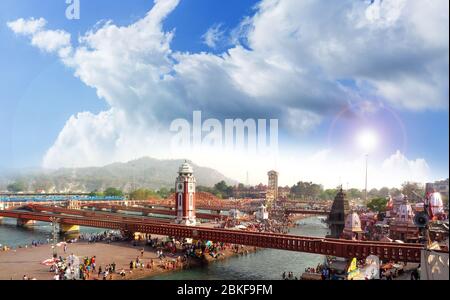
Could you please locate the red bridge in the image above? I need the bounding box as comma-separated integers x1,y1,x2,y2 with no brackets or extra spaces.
82,203,223,220
0,208,427,262
283,209,330,215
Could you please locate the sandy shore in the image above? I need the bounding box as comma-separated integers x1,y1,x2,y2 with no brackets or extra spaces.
0,241,186,280
0,240,258,280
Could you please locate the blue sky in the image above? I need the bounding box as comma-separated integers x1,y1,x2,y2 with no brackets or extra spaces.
0,0,448,188
0,0,258,168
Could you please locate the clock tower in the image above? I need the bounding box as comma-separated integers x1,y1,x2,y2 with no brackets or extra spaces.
175,161,196,225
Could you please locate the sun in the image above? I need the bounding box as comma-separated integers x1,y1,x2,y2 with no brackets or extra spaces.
356,129,378,152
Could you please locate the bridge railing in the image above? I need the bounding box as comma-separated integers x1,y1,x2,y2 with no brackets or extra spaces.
0,196,125,203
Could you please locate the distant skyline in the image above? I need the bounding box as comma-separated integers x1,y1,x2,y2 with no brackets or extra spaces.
0,0,448,189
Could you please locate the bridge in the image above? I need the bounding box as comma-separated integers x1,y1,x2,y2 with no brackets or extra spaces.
0,207,427,262
283,209,330,215
81,203,223,220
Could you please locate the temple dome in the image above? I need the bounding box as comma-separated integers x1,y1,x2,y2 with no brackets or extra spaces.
344,212,363,233
179,161,193,174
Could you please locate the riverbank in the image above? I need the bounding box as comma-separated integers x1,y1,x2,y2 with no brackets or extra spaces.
0,239,258,280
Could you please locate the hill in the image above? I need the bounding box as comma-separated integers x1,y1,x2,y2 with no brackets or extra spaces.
0,157,237,193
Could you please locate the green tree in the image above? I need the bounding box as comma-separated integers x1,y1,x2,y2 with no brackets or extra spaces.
320,189,338,201
401,182,425,202
88,190,103,197
157,187,170,199
103,187,123,197
130,189,159,200
367,197,388,212
347,188,362,200
378,187,390,198
7,181,27,193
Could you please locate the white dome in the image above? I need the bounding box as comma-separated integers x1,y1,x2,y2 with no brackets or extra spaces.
179,161,193,174
344,212,363,233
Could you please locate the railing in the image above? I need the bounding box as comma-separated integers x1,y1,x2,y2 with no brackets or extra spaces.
0,196,125,202
0,209,426,262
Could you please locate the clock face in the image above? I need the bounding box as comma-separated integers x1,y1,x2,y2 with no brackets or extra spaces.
177,183,184,192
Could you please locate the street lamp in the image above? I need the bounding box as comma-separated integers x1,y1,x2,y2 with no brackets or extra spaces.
356,129,378,203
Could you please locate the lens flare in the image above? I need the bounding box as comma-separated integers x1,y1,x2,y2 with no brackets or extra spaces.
356,129,378,152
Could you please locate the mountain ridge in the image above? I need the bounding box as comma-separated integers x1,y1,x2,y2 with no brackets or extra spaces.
0,157,237,193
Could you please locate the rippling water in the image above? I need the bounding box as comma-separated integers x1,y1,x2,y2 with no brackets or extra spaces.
149,216,329,280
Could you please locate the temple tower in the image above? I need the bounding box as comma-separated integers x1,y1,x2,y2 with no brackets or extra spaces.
327,188,350,238
175,161,196,226
266,170,279,206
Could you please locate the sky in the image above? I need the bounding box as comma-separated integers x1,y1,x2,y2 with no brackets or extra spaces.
0,0,448,189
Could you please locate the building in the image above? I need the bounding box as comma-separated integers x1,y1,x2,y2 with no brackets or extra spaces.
175,161,196,226
327,188,350,238
434,179,449,197
342,212,364,240
266,170,279,205
388,196,419,242
255,204,269,221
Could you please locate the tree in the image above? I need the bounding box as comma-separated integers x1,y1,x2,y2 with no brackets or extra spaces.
368,188,379,198
88,190,103,197
103,187,123,197
130,189,159,200
401,182,425,202
157,188,170,199
7,181,27,193
320,189,338,201
378,187,390,198
367,197,388,212
347,188,362,200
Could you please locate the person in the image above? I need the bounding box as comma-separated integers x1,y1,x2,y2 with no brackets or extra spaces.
282,272,286,280
91,256,96,271
98,266,102,278
411,268,420,280
23,275,28,280
141,248,145,258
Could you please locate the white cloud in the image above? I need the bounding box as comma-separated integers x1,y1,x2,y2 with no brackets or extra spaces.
7,0,448,181
7,17,46,35
275,149,431,189
7,17,72,58
202,23,225,48
381,150,431,184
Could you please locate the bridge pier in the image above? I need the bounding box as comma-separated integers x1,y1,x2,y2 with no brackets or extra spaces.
16,219,37,227
59,224,80,234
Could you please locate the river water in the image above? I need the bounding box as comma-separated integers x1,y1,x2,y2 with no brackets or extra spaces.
0,216,329,280
0,218,104,247
149,216,329,280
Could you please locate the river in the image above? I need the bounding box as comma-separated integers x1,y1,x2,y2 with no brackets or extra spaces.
148,216,329,280
0,216,329,280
